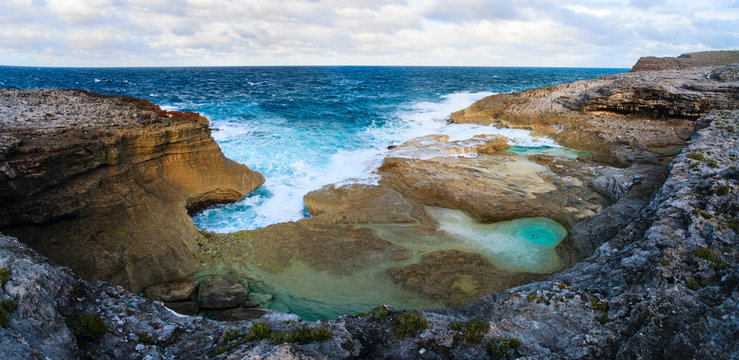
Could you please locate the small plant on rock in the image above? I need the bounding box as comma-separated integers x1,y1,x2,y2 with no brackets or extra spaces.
392,312,428,338
1,299,17,313
486,336,521,360
0,267,11,285
245,322,271,341
527,292,537,301
72,314,108,344
223,328,243,342
461,318,489,344
686,278,699,291
370,305,389,320
691,248,727,269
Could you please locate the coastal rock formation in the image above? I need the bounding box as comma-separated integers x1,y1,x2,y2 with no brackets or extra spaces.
630,50,739,71
1,110,735,359
449,65,739,150
0,89,264,291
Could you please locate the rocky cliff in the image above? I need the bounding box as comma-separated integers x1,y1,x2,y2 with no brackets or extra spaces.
449,64,739,150
0,89,264,291
630,50,739,72
0,109,735,359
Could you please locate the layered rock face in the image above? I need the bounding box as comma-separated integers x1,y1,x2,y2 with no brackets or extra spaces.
0,110,734,360
0,89,264,291
630,50,739,72
449,65,739,150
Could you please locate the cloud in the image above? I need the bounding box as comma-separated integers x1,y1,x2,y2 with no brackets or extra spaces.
0,0,736,67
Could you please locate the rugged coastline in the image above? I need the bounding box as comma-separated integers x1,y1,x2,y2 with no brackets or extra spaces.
0,55,737,359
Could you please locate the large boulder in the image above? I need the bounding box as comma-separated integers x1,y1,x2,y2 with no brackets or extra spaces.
143,278,198,302
197,277,249,309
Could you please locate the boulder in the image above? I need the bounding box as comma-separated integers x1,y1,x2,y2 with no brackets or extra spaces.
197,277,249,309
143,278,198,302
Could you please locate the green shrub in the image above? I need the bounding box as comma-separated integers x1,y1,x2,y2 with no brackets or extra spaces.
486,337,521,360
691,248,727,269
136,332,151,345
449,321,464,331
706,158,718,168
717,185,730,196
596,312,609,325
392,312,428,338
0,308,9,327
1,299,17,313
72,314,108,343
687,153,705,161
268,331,293,344
527,292,537,301
661,258,670,266
0,268,10,285
590,297,608,311
223,328,243,342
370,305,389,320
686,278,699,291
461,319,488,344
245,322,271,341
312,326,332,341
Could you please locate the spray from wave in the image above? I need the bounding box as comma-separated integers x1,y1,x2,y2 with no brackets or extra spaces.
192,91,558,232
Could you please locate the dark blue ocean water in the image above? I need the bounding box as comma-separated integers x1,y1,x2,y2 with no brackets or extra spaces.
0,66,625,231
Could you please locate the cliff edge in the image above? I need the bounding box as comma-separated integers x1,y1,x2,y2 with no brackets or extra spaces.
631,50,739,72
0,88,264,291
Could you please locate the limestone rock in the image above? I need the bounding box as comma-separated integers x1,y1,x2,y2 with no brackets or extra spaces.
0,89,264,292
197,277,249,309
450,65,739,150
630,50,739,72
143,278,198,302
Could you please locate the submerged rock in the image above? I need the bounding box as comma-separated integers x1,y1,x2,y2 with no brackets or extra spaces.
198,277,249,309
143,278,198,302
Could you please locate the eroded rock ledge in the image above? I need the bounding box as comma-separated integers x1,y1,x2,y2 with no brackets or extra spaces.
0,110,735,359
0,89,264,291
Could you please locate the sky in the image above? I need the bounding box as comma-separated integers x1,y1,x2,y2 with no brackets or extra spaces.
0,0,737,68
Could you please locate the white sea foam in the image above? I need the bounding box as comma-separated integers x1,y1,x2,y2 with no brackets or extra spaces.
193,91,560,232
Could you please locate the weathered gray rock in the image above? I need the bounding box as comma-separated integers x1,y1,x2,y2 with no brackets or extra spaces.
143,278,198,302
198,277,249,309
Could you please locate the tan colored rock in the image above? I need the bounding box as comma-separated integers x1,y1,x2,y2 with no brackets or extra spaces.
0,89,264,292
450,66,739,150
143,278,198,302
630,50,739,72
378,152,609,227
230,222,412,274
387,250,541,306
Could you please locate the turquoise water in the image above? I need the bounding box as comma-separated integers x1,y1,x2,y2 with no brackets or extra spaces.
0,66,624,232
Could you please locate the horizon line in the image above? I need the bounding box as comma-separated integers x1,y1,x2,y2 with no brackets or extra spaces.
0,64,631,70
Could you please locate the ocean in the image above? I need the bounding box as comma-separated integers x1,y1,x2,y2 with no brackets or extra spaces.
0,66,625,233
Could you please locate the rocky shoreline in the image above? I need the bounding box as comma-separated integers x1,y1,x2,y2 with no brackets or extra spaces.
0,55,737,359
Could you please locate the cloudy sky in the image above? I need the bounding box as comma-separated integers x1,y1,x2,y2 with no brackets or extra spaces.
1,0,737,68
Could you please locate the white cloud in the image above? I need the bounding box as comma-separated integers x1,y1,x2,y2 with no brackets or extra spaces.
0,0,735,67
